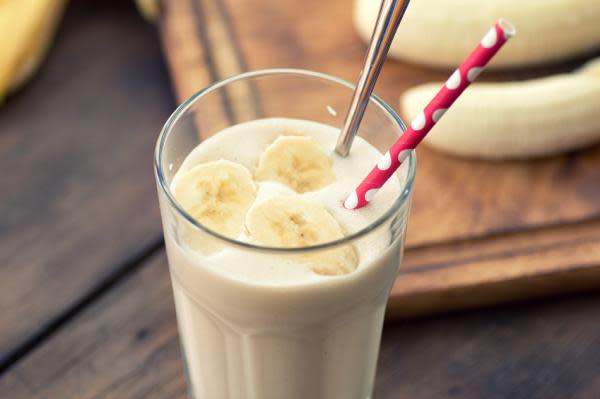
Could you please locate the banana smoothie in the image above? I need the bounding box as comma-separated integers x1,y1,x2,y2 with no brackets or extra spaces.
159,118,410,398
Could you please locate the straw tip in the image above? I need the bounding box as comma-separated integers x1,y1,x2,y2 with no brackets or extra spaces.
343,191,359,210
497,19,517,38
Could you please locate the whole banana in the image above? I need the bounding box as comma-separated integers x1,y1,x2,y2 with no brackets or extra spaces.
134,0,160,21
400,57,600,159
355,0,600,69
0,0,68,100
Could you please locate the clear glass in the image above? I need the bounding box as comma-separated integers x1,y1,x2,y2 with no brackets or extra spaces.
154,69,416,399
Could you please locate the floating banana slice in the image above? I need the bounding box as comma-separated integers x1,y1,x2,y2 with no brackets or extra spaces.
355,0,600,69
255,135,335,193
400,57,600,159
246,197,358,276
172,160,256,240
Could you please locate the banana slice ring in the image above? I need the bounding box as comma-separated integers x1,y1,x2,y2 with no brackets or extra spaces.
172,160,256,239
255,135,335,193
246,197,358,276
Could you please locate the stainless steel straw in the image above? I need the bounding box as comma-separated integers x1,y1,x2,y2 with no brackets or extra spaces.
335,0,410,157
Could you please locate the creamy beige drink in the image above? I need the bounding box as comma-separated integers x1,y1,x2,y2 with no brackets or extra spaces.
158,118,409,398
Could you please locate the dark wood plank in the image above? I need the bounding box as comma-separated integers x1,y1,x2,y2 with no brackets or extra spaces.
1,250,598,399
376,295,600,399
158,0,213,101
0,253,184,399
0,0,173,364
389,218,600,317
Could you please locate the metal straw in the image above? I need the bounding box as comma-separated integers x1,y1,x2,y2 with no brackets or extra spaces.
335,0,410,157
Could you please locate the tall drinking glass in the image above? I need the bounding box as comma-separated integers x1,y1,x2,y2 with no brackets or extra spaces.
154,69,416,399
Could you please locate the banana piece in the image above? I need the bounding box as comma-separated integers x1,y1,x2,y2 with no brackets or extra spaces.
400,57,600,159
135,0,160,22
0,0,68,99
354,0,600,69
246,197,358,276
580,56,600,78
172,160,256,243
255,135,335,193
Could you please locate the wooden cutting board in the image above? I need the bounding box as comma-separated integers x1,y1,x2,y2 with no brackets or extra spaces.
156,0,600,318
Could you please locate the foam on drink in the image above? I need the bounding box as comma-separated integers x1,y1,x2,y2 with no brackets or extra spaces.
170,117,405,285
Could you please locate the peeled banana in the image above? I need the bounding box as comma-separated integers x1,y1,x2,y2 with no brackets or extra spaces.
255,135,335,193
400,57,600,159
354,0,600,69
135,0,160,22
172,160,256,239
0,0,68,99
245,197,358,276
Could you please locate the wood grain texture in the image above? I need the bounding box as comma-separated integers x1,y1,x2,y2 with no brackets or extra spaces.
158,0,600,316
391,218,600,317
375,294,600,399
1,5,599,397
0,0,172,365
158,0,213,101
1,250,599,399
159,0,260,129
0,253,184,399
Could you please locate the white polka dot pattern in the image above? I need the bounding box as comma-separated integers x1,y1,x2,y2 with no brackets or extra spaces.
467,67,483,82
365,188,379,202
481,28,497,48
344,191,358,209
411,112,426,131
377,152,392,170
446,70,461,89
432,108,447,123
397,149,410,163
344,20,513,210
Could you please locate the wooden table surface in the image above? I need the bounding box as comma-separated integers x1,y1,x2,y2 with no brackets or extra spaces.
159,0,600,318
0,1,599,398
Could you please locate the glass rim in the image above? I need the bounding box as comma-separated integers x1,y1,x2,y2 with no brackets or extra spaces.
154,68,416,253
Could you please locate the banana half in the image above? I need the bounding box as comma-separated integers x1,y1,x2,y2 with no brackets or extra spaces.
355,0,600,69
400,57,600,159
246,197,358,276
0,0,68,99
135,0,160,22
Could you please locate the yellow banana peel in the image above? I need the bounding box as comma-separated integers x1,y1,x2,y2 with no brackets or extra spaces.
0,0,68,100
135,0,160,22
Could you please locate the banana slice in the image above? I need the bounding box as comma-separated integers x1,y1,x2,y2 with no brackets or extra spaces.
246,197,358,276
172,160,256,242
255,135,335,193
355,0,600,69
400,56,600,159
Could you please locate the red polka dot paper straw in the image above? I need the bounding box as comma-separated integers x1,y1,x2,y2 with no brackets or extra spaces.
344,19,516,210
